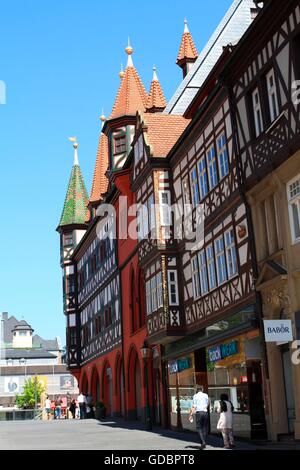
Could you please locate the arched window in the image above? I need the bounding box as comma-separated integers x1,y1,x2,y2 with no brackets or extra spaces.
130,269,137,333
138,269,146,327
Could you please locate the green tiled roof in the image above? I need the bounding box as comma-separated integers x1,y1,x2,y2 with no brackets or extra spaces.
59,164,89,227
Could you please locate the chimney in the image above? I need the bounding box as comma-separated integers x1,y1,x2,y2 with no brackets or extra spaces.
1,312,8,321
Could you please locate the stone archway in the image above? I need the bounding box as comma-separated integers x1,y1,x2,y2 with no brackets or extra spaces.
91,368,100,404
127,346,142,421
102,361,113,416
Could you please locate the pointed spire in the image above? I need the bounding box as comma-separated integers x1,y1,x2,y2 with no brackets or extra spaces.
184,18,189,33
89,132,109,205
146,66,167,113
125,37,134,67
109,41,148,120
177,19,198,78
58,140,89,228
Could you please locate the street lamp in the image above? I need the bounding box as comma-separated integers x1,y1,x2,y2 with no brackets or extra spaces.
140,342,152,431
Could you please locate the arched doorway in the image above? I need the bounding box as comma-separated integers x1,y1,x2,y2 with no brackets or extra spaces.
134,357,142,420
103,362,113,416
81,373,88,395
128,346,142,421
91,368,100,404
115,355,125,417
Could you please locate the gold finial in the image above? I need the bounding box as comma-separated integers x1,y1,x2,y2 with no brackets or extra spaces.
68,136,78,149
100,108,106,123
125,37,133,56
119,63,125,79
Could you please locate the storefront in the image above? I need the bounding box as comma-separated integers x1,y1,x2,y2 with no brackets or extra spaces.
164,309,267,439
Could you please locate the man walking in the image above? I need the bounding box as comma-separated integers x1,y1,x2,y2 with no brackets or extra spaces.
190,386,210,450
78,391,87,419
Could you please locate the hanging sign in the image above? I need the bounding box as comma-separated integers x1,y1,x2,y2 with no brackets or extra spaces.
264,320,293,343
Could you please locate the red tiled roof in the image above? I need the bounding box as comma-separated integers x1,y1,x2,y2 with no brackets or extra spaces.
139,113,190,157
89,132,109,204
146,75,167,112
177,32,198,63
110,65,148,119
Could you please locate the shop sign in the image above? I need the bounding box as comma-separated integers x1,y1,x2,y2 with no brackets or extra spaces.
264,320,293,343
208,340,239,363
169,361,178,374
177,358,191,372
169,358,191,374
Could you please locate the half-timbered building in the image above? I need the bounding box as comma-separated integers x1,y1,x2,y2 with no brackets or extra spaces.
222,0,300,440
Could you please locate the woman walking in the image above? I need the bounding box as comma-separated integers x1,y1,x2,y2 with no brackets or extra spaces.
216,393,235,449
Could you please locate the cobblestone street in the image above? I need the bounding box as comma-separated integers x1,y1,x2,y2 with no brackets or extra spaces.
0,419,258,451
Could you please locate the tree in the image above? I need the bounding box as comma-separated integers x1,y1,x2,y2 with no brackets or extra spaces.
15,377,45,409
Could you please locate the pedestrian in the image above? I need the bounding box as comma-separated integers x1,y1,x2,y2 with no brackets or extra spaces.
55,396,63,419
45,396,51,421
78,391,87,419
189,385,210,450
216,393,235,449
69,399,77,419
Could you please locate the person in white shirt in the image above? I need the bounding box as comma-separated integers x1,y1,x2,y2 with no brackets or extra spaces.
77,392,87,419
216,393,235,449
189,386,210,449
45,396,52,421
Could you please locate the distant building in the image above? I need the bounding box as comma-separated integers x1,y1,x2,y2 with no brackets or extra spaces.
0,312,78,406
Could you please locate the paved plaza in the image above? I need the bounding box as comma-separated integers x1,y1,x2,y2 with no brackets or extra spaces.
0,418,267,451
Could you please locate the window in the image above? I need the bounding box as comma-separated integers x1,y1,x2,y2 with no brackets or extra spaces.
114,135,126,154
151,277,157,312
217,135,229,179
182,176,191,205
148,194,156,235
104,307,112,328
146,281,152,315
225,230,238,278
190,167,200,206
156,273,163,308
215,237,227,284
191,256,200,299
137,203,149,240
198,157,208,199
63,232,73,246
69,328,76,347
159,191,171,226
168,270,179,305
198,250,209,295
266,69,279,123
67,275,75,294
287,175,300,243
207,146,218,189
252,88,263,137
206,244,217,290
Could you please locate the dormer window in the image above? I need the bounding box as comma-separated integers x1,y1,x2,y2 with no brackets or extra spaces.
114,135,126,155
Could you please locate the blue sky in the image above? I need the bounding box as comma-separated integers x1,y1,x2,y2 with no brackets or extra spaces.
0,0,233,344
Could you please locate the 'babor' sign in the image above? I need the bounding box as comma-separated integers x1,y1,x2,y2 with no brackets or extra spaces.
264,320,293,343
